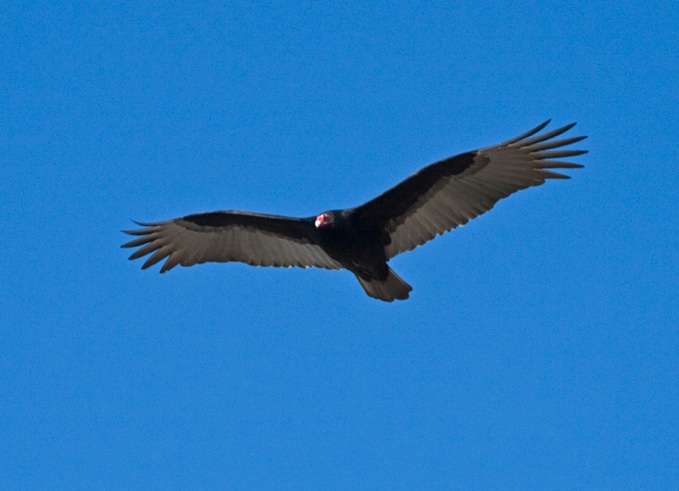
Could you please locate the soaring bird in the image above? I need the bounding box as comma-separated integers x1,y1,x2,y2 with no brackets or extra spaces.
122,120,586,301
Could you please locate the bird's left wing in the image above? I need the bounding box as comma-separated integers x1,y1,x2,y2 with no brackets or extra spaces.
353,121,587,259
122,211,342,272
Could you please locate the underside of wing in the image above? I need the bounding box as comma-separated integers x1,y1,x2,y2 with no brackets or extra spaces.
122,211,342,272
356,121,587,259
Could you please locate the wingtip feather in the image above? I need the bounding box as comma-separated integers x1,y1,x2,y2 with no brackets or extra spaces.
501,120,552,146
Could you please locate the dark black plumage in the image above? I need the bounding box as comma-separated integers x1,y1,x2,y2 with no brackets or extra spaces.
122,120,587,301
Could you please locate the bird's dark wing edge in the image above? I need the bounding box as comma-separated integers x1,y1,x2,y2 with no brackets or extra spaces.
122,211,342,272
353,120,588,259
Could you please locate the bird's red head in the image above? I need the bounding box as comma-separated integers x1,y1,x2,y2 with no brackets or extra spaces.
315,212,334,228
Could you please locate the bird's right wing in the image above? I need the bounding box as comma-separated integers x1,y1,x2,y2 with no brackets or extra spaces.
353,121,587,259
122,211,342,272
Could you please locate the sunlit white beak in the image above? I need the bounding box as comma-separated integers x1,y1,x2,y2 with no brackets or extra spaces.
315,212,332,228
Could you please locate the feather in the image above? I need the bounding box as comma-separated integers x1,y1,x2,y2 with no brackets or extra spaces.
122,212,342,272
351,122,587,259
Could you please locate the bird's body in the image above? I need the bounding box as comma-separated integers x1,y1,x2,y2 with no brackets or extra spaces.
311,209,411,300
123,121,587,301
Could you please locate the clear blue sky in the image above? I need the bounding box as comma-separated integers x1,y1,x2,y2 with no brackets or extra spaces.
2,1,677,489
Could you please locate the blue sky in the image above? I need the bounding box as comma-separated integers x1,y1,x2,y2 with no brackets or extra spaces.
2,1,677,489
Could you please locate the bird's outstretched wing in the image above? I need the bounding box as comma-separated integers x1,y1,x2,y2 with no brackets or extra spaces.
353,121,587,258
122,211,341,272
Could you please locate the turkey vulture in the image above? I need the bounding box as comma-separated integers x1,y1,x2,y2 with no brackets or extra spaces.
122,120,586,301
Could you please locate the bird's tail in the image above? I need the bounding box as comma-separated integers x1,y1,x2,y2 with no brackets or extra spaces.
356,267,412,302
